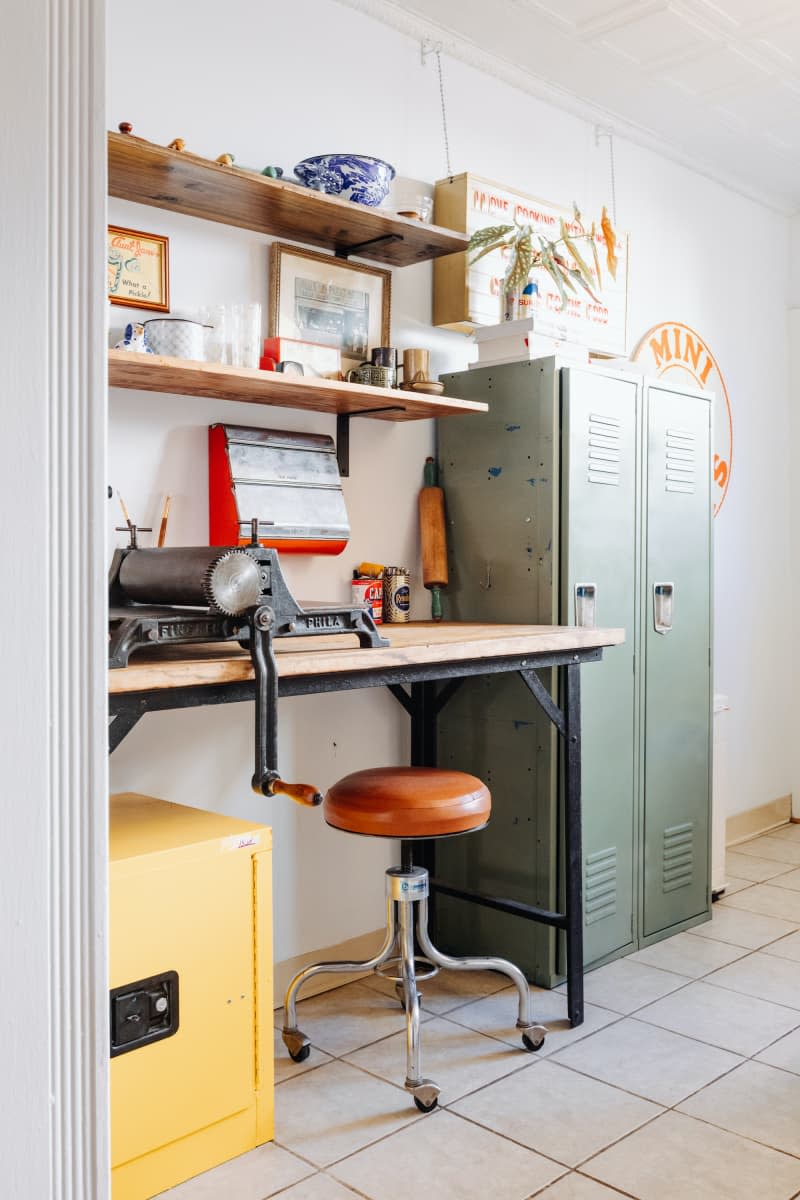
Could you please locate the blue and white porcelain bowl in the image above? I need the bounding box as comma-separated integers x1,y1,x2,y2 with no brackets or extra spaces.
293,154,396,207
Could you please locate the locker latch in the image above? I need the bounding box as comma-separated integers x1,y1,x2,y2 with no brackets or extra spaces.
653,583,674,634
574,583,596,629
110,970,179,1057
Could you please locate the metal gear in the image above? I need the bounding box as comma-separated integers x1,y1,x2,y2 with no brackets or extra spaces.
203,550,262,615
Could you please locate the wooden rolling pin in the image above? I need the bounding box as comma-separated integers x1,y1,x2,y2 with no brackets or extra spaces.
419,456,448,621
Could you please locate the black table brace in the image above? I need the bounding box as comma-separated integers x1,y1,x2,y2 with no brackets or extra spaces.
109,644,597,1026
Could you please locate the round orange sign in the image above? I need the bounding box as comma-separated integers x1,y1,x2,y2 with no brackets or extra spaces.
632,322,732,516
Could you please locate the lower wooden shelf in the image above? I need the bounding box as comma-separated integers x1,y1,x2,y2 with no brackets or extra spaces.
108,350,487,421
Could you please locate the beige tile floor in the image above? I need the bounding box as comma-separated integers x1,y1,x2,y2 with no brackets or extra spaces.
159,826,800,1200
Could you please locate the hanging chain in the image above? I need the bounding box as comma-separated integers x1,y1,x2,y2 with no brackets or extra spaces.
435,49,453,178
607,129,617,226
594,126,617,224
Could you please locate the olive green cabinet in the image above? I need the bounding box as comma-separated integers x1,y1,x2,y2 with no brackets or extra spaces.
435,359,711,984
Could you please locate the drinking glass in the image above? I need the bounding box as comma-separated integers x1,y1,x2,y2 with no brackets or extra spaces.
230,303,262,368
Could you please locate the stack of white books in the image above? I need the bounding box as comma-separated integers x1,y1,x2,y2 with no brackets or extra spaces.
469,318,589,369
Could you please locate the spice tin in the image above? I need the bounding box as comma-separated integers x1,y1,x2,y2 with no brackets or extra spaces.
352,576,383,624
383,567,411,623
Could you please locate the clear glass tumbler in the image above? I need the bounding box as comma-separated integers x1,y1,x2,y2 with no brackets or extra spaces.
230,302,262,369
204,305,229,364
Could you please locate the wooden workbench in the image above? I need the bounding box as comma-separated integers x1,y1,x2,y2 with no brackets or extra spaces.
108,621,624,694
108,620,625,1027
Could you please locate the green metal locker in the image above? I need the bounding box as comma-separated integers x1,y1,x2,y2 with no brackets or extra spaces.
560,368,639,964
435,360,561,980
640,381,712,939
435,358,712,983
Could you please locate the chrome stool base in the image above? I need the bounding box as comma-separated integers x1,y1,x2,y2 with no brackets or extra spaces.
374,955,439,986
282,865,546,1107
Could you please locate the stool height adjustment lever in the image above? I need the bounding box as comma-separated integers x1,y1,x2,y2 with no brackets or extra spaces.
249,604,323,807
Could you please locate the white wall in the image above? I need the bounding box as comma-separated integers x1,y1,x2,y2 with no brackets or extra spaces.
108,0,792,964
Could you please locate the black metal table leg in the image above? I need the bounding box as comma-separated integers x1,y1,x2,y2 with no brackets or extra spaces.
563,662,584,1026
406,681,438,878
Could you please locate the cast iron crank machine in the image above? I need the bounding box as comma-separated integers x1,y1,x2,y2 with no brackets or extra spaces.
109,520,388,804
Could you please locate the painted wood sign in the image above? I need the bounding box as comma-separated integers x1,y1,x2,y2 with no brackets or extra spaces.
433,172,629,356
632,321,732,516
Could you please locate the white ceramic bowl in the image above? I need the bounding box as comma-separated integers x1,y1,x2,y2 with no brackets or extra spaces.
143,318,209,360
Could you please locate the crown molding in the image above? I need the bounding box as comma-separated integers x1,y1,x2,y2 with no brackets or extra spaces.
333,0,794,217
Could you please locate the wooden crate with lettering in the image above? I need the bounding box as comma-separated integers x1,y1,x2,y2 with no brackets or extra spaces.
433,172,629,357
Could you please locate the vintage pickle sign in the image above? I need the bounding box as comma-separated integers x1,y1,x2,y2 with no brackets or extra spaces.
108,225,169,312
433,172,629,356
632,321,732,516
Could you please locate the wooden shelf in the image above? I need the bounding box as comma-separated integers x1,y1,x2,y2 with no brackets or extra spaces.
108,351,488,421
108,132,469,267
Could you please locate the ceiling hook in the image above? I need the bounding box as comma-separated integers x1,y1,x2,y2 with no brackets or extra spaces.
421,37,443,65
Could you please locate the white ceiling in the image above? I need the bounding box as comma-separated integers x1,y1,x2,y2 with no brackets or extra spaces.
339,0,800,213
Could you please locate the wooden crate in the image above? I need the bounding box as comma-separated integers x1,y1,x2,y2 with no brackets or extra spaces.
433,172,628,356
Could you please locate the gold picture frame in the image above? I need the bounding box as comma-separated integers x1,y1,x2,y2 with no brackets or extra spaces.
269,243,391,368
108,225,170,312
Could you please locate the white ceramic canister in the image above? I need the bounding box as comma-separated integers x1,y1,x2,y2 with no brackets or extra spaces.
143,318,210,361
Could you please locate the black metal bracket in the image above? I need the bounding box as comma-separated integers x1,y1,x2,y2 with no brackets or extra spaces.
387,677,464,720
336,406,408,477
519,668,566,737
336,413,350,477
334,233,404,260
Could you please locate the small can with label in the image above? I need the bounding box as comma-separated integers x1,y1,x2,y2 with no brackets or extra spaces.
383,566,411,623
352,574,383,623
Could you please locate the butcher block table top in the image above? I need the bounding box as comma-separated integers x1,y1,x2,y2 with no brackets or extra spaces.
108,622,625,695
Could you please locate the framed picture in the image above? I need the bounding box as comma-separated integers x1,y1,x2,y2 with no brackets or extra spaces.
108,225,170,312
269,243,391,367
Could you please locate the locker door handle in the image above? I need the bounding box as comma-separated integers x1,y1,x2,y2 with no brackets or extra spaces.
653,582,674,634
575,583,596,629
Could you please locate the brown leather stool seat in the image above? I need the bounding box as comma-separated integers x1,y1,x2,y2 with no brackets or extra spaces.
324,766,491,839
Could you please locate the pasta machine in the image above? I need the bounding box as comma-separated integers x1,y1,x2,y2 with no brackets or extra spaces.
108,521,388,806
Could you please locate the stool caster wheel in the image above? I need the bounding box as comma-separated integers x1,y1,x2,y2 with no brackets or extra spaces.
406,1078,440,1113
282,1028,311,1063
520,1024,547,1052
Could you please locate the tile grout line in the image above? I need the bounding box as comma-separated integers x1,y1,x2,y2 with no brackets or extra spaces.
526,1170,638,1200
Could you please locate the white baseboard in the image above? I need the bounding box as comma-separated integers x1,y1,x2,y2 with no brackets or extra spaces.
726,795,792,846
273,928,386,1009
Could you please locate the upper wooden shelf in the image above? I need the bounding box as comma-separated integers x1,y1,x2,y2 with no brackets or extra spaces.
108,132,469,267
108,350,488,421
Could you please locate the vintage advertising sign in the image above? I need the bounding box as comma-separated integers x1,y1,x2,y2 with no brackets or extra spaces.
433,172,629,356
632,322,732,516
108,225,170,312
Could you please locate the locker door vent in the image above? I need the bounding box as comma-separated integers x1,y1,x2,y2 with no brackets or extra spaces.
584,846,617,924
587,413,621,487
665,428,696,495
662,822,694,892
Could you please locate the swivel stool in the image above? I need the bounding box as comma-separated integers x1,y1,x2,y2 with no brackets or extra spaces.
281,766,547,1111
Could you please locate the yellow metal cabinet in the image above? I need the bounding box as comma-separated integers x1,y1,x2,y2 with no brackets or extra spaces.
109,793,273,1200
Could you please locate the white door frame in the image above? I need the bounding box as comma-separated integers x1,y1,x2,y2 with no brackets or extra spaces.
0,1,108,1194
